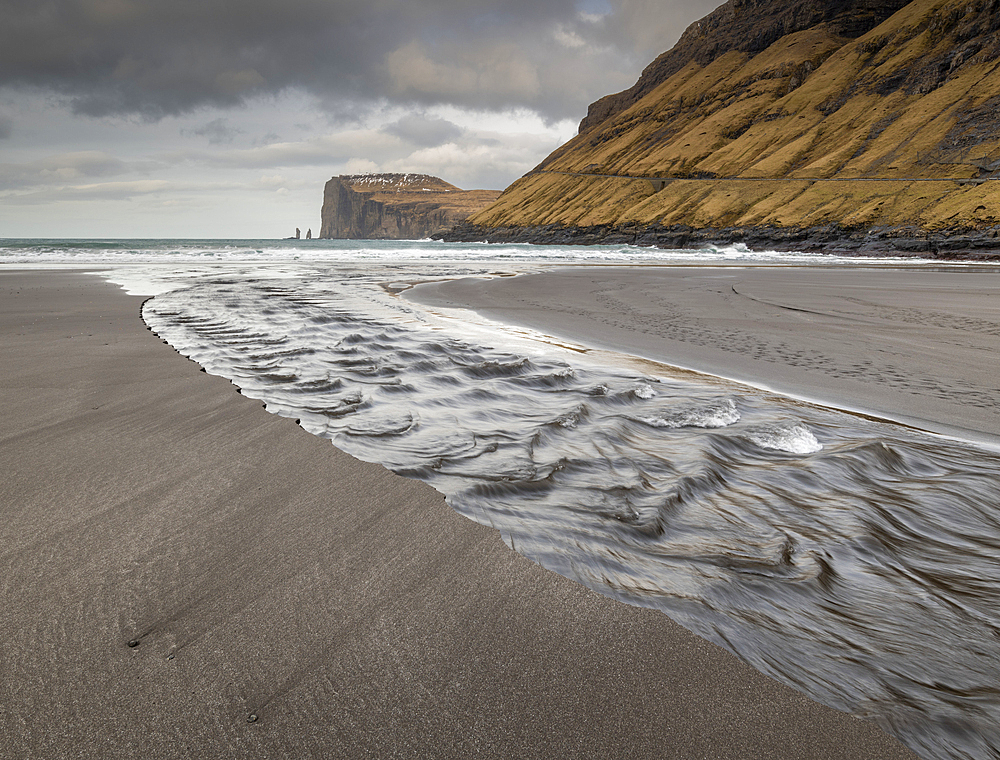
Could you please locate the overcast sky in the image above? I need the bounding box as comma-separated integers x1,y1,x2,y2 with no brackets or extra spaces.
0,0,718,238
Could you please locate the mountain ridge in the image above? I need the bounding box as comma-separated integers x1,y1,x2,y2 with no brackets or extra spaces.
443,0,1000,255
576,0,912,135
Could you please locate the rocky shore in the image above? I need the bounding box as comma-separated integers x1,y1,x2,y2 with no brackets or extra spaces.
440,220,1000,259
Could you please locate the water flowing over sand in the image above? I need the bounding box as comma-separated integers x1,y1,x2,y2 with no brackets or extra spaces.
137,264,1000,760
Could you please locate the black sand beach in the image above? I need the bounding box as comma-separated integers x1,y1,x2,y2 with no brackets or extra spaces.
408,265,1000,446
0,270,921,758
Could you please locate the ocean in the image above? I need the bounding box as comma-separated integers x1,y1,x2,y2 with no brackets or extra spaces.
5,237,1000,760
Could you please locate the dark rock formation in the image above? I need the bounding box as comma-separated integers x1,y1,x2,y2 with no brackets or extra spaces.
440,220,1000,259
319,174,500,240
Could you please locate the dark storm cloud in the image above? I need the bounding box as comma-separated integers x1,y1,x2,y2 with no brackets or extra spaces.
0,117,11,139
0,0,719,122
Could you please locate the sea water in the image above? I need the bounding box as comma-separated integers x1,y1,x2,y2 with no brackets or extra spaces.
5,238,1000,760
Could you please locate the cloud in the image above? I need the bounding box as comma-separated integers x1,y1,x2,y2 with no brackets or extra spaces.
144,103,574,190
381,114,464,148
0,0,726,235
2,179,172,204
0,0,719,123
0,150,153,190
343,157,380,175
381,128,570,189
184,117,244,144
200,130,408,170
554,25,587,49
385,41,542,105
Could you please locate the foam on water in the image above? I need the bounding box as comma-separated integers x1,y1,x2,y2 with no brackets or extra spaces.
633,383,657,399
0,236,943,270
745,422,824,453
636,398,741,429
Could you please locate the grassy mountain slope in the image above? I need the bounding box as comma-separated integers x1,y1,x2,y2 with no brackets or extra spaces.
462,0,1000,251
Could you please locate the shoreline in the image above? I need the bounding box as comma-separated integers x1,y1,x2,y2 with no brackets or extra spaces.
437,221,1000,260
406,263,1000,448
0,269,919,758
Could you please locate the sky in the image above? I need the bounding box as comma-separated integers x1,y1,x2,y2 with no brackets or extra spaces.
0,0,719,238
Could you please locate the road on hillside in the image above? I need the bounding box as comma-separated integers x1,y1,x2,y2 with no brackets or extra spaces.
537,169,998,185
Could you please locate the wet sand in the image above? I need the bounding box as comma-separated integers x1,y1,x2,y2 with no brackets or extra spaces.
408,265,1000,446
0,271,917,759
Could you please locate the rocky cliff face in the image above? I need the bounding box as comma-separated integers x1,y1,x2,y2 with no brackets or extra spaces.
319,174,500,240
451,0,1000,255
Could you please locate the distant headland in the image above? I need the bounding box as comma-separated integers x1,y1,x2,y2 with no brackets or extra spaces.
318,173,500,240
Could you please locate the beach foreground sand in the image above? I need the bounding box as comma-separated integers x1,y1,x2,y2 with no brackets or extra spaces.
0,271,917,759
409,265,1000,446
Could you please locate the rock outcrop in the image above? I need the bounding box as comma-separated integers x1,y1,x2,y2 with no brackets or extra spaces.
445,0,1000,255
319,174,500,240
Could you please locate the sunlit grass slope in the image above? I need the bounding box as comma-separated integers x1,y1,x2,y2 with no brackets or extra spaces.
472,0,1000,235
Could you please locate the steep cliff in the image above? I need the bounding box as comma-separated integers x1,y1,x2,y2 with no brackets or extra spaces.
319,174,500,240
449,0,1000,255
576,0,911,134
